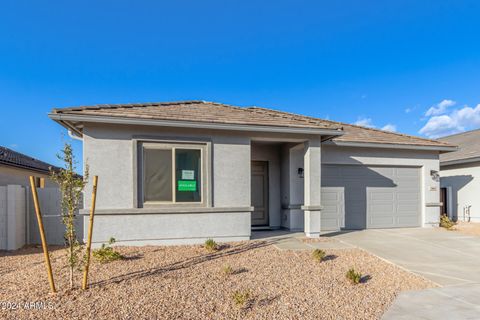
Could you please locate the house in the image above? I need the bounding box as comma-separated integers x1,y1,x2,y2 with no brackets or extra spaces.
439,129,480,222
48,101,456,245
0,146,59,250
0,146,57,188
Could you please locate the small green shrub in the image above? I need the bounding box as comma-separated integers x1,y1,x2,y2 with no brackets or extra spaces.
440,214,455,229
222,264,234,276
312,249,326,262
204,238,218,252
93,237,124,263
232,289,252,307
346,268,362,285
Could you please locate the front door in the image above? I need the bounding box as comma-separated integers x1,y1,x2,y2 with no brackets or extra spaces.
440,187,448,216
251,161,269,226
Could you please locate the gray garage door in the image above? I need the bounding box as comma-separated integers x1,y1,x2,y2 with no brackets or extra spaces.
322,165,421,230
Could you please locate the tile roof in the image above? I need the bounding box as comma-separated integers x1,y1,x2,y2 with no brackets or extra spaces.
439,129,480,164
249,107,455,148
0,146,60,174
52,100,341,131
51,100,455,149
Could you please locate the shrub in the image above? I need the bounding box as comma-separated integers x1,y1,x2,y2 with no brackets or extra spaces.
440,214,455,229
204,238,218,252
232,289,252,307
312,249,326,262
222,265,234,276
346,268,362,285
93,237,124,263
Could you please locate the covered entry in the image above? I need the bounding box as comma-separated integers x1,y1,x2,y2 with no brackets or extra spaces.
322,164,421,230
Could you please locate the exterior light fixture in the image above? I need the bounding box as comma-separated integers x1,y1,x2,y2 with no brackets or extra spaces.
297,168,304,178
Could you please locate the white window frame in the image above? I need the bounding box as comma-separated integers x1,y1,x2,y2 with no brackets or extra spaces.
139,141,207,207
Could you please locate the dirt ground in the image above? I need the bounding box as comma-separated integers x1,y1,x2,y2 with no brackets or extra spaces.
450,221,480,236
0,240,434,320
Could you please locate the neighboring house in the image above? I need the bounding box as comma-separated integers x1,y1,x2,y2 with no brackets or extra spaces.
49,101,456,245
0,146,60,250
439,129,480,222
0,146,57,188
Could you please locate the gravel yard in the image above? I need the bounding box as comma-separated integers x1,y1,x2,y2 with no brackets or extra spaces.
449,221,480,236
1,239,434,320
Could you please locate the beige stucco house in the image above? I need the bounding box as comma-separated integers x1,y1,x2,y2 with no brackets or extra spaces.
49,101,456,246
0,146,59,250
0,146,57,188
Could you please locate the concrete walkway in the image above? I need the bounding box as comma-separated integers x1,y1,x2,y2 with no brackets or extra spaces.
251,230,354,250
382,284,480,320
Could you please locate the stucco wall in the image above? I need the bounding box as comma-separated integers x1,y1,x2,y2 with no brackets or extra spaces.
322,144,441,227
280,144,305,230
0,165,55,187
251,143,281,228
440,161,480,222
82,123,252,244
83,124,252,209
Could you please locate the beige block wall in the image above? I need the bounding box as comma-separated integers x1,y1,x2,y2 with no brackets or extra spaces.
0,165,56,188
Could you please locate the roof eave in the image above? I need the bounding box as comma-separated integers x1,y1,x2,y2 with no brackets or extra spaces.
0,161,51,175
48,113,345,137
325,140,458,152
440,156,480,167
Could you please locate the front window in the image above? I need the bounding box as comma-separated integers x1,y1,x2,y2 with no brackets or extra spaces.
141,142,204,205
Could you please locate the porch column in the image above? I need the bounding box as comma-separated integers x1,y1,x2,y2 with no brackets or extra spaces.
302,138,322,237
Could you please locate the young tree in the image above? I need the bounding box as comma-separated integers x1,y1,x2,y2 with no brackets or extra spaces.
51,143,89,289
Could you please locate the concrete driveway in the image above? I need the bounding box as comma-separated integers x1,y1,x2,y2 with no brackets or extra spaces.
332,228,480,286
331,228,480,319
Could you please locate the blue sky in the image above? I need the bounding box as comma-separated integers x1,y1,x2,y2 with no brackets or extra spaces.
1,1,480,168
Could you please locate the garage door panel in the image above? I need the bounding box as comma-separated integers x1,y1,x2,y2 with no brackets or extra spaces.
323,164,421,230
321,187,345,231
322,192,341,201
367,166,420,228
397,204,419,213
397,216,420,225
369,216,395,227
370,191,395,201
369,204,395,214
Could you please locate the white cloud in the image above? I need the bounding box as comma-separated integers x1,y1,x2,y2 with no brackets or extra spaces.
381,124,397,132
419,103,480,138
354,117,375,128
353,118,397,132
425,99,456,117
405,107,413,113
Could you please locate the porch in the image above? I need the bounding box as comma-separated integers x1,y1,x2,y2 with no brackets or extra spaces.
250,138,321,237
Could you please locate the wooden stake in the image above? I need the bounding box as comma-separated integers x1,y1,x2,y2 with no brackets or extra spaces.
82,175,98,290
29,176,56,294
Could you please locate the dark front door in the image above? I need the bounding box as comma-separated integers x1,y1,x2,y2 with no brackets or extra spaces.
251,161,269,226
440,187,448,216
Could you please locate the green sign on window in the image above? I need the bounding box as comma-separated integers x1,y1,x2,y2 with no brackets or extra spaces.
177,180,197,192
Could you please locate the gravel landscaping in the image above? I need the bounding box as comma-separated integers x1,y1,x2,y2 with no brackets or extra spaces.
1,239,435,319
449,221,480,236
